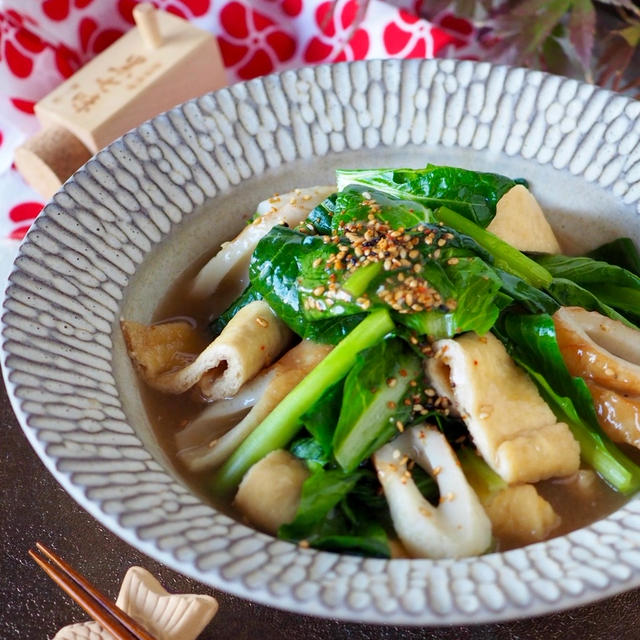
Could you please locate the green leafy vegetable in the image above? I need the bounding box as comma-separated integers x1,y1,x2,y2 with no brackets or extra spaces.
333,338,422,472
299,381,344,460
278,468,391,557
546,278,636,328
212,309,395,495
495,269,559,315
329,185,432,232
537,254,640,322
336,164,517,227
588,237,640,277
497,313,640,494
305,192,337,234
397,256,502,338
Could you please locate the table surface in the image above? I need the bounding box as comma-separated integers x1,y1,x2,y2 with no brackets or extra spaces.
2,381,640,639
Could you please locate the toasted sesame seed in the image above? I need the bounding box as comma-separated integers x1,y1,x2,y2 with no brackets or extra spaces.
255,316,269,328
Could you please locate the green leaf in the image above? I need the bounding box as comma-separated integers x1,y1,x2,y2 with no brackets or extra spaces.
537,254,640,323
568,0,595,72
547,278,638,328
333,338,422,472
587,237,640,277
336,165,517,227
278,468,391,557
306,193,338,234
496,268,559,315
330,186,432,232
299,381,344,457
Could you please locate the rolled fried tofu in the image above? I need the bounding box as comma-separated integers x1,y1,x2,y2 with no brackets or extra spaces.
487,184,561,254
190,185,336,300
122,300,292,401
234,449,310,535
426,332,580,484
177,340,332,471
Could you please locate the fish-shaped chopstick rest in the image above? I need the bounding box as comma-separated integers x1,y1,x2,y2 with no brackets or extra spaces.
53,566,218,640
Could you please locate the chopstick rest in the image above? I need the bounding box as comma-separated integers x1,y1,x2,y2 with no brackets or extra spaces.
52,565,218,640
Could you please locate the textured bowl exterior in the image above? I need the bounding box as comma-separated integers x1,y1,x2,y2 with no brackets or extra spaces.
3,59,640,626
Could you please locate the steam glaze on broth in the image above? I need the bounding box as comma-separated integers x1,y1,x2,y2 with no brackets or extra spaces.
123,171,640,559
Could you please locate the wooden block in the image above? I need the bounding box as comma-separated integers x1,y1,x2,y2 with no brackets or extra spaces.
34,5,226,153
15,5,227,200
14,126,92,199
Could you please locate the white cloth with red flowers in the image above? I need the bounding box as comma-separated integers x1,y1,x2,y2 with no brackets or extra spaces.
0,0,476,279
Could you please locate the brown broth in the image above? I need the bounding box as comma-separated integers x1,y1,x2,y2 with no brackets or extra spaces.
138,257,633,553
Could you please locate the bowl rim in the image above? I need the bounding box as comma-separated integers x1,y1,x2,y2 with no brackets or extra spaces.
3,57,640,626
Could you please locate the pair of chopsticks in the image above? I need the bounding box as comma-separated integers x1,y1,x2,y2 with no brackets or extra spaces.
29,542,157,640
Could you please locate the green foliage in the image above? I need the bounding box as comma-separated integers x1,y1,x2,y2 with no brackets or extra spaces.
336,165,517,227
332,338,422,472
417,0,640,95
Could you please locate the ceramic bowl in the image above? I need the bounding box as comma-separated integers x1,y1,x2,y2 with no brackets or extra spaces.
3,59,640,626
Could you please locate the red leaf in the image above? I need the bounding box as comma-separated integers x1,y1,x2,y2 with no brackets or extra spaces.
569,0,595,71
383,22,412,55
282,0,302,17
78,16,97,52
347,27,369,58
93,28,122,53
180,0,211,17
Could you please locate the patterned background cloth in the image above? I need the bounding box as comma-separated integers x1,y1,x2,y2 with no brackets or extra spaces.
0,0,478,270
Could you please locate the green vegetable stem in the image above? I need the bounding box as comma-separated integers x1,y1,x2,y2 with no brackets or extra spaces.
332,338,421,472
432,206,552,289
212,308,395,495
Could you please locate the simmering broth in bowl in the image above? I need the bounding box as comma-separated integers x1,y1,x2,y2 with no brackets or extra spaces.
124,166,640,557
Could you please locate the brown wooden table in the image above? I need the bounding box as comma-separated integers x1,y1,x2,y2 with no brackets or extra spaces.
2,380,639,639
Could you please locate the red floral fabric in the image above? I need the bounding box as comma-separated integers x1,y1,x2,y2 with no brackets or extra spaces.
0,0,477,247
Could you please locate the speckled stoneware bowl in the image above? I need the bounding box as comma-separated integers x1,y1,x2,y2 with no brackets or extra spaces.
3,58,640,626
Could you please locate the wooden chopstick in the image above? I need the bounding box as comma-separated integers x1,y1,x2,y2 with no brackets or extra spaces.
29,542,157,640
